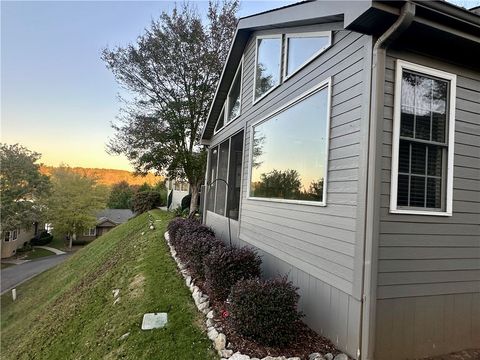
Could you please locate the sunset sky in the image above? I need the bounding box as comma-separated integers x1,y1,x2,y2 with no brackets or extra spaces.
1,0,475,171
1,0,296,170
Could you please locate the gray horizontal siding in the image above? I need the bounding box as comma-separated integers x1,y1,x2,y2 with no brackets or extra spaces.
377,53,480,300
237,30,370,299
375,293,480,359
205,210,362,358
374,50,480,359
206,27,371,358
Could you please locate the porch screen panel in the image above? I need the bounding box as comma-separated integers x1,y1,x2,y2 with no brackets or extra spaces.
215,140,230,216
227,131,244,220
207,146,218,212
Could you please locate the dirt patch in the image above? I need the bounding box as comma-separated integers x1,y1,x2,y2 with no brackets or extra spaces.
128,273,145,298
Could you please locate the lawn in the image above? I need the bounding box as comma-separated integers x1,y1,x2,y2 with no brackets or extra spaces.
1,210,217,360
23,247,56,260
48,235,67,251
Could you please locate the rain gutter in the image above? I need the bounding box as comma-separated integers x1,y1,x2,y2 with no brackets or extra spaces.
360,2,416,359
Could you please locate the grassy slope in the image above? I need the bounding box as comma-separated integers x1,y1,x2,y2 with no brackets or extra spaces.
1,210,216,360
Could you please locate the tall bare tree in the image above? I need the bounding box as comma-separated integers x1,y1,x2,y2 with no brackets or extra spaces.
102,1,238,215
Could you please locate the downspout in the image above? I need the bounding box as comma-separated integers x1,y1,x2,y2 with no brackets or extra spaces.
360,2,415,359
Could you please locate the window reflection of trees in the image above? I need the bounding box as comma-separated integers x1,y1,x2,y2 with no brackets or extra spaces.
252,130,265,169
255,63,275,98
252,168,324,202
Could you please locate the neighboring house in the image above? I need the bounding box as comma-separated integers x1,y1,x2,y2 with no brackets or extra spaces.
76,209,134,242
200,1,479,359
165,178,190,210
1,223,41,258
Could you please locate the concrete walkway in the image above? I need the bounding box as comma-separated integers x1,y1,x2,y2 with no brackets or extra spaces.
1,253,71,294
34,246,66,255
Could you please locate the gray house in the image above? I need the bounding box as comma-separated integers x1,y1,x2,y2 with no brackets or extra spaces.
200,1,479,359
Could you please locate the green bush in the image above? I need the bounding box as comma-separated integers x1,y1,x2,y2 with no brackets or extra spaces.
181,194,191,210
16,242,33,253
31,231,53,246
228,277,303,346
204,246,261,302
131,191,162,214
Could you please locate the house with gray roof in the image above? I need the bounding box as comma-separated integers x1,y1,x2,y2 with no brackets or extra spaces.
200,1,480,359
77,209,134,243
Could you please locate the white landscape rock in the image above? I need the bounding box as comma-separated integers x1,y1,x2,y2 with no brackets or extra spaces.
198,300,210,313
207,327,219,341
118,332,130,341
229,352,251,360
206,310,214,319
333,354,348,360
220,349,233,358
324,354,334,360
309,354,325,360
214,333,226,351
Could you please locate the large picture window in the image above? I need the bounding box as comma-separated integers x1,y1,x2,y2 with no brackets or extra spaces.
249,80,331,205
207,131,244,219
254,36,281,101
390,60,456,216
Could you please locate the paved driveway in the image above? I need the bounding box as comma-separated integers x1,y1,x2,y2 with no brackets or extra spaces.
1,254,71,294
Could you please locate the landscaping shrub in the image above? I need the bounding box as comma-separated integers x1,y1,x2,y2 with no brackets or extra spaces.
30,231,53,246
179,232,225,281
204,246,261,302
181,194,191,210
131,191,162,214
167,217,186,243
228,277,303,346
170,218,200,246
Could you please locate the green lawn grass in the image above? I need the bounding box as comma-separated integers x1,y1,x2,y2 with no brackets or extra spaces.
48,235,67,251
23,247,56,260
1,210,217,360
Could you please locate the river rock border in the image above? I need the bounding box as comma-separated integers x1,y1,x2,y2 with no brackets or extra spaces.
164,231,349,360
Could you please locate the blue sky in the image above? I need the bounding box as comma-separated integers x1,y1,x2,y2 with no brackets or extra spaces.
1,0,297,170
1,0,478,171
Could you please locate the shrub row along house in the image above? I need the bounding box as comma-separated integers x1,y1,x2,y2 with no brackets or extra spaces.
199,1,480,359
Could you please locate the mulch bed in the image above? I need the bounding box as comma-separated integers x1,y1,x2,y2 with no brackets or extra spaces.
181,259,341,360
206,297,339,360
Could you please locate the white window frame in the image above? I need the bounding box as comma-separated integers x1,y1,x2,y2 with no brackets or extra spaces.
214,58,244,135
283,31,332,81
390,60,456,216
226,59,243,124
83,227,97,236
4,229,18,242
252,34,283,104
213,104,226,135
247,78,332,207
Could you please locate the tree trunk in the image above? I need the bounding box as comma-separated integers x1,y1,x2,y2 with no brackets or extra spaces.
189,183,199,218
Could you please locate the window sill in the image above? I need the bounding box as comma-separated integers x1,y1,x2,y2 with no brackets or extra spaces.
247,196,326,207
252,83,280,106
389,208,452,217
